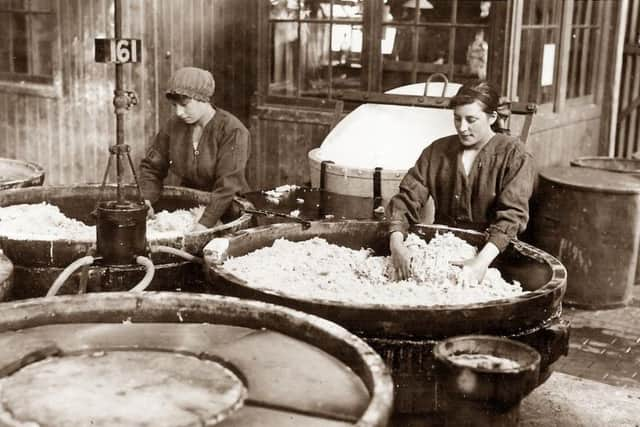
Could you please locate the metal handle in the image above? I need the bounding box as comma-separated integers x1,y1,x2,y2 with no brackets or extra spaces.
425,73,450,97
243,208,312,229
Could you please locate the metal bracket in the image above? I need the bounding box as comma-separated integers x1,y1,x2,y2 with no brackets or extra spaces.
113,90,138,113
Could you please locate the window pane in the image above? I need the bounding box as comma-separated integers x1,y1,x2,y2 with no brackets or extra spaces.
523,0,561,26
271,0,298,20
300,23,330,97
330,23,363,92
301,0,327,19
0,12,10,72
270,21,299,96
457,0,492,24
29,0,50,12
456,27,489,80
518,28,559,104
30,12,54,76
12,12,28,73
567,0,602,99
417,26,448,63
10,0,25,10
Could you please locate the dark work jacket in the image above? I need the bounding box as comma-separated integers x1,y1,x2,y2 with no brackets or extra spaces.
388,133,536,251
139,107,250,227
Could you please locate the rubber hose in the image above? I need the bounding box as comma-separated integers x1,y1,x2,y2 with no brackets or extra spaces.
47,255,95,297
150,245,203,265
129,255,155,293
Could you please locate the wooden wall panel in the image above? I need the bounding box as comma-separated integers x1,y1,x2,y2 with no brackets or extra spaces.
0,0,257,186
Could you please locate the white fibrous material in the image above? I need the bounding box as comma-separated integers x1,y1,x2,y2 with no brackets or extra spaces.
0,202,206,241
222,232,527,307
448,353,521,370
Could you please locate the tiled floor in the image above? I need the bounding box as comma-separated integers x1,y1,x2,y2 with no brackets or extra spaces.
553,286,640,389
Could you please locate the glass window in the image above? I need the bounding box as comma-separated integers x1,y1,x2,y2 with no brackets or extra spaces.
567,0,602,99
269,0,364,98
0,0,56,84
380,0,494,92
517,0,562,105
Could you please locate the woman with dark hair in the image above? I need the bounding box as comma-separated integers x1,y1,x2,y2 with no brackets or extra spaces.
388,81,536,283
139,67,250,232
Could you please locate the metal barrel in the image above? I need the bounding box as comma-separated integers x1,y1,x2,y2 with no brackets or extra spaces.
531,166,640,308
570,156,640,285
204,220,569,417
0,292,394,427
0,185,252,299
0,158,45,190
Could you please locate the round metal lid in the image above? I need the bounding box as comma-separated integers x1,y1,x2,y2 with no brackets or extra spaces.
539,166,640,195
0,292,393,427
0,350,246,426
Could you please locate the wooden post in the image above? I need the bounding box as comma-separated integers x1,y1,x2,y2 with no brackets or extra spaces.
608,0,630,157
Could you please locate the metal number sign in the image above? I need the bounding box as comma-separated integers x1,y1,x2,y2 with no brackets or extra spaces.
95,39,142,63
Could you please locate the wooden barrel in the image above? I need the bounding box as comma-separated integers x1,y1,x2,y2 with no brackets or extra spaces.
0,250,12,301
204,220,569,416
0,157,45,190
0,185,252,299
531,166,640,308
0,292,393,427
308,149,435,223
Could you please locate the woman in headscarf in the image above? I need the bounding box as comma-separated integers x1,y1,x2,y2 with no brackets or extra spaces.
139,67,250,232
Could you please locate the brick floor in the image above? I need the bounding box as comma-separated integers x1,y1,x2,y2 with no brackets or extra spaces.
553,286,640,389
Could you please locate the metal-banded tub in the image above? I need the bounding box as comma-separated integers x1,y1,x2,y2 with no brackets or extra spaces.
0,185,252,299
0,292,393,426
204,220,569,416
0,157,45,190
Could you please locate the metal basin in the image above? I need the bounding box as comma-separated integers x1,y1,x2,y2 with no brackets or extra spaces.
0,185,252,298
205,220,566,339
0,292,393,427
0,158,45,190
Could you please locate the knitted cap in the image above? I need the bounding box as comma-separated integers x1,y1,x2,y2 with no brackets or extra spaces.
165,67,215,102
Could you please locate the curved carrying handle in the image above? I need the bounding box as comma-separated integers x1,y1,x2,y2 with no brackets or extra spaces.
424,73,450,97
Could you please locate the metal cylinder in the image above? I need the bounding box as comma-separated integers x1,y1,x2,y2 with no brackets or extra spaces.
96,200,148,265
570,156,640,285
531,166,640,308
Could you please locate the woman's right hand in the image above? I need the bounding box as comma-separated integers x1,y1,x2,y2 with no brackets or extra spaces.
390,231,411,281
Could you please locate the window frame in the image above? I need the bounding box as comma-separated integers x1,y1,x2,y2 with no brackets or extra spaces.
258,0,609,115
0,0,62,99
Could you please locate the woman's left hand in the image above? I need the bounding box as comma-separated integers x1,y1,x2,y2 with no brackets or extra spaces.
190,222,208,233
450,256,489,285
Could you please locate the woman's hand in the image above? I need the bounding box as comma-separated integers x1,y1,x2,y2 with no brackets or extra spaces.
450,242,500,285
451,256,489,285
143,200,155,219
390,231,412,281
